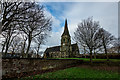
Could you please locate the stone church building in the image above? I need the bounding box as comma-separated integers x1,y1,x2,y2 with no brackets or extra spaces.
43,19,79,58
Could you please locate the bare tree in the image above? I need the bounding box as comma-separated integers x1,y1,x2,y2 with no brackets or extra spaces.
1,21,19,56
18,3,52,58
33,34,47,58
1,2,52,58
78,44,88,58
1,2,22,32
97,28,115,61
74,17,100,63
1,2,35,56
1,2,35,33
113,37,120,53
92,29,103,59
20,33,27,58
9,36,22,54
1,33,7,54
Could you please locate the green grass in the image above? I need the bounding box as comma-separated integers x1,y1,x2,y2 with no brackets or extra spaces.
22,67,119,79
50,58,120,62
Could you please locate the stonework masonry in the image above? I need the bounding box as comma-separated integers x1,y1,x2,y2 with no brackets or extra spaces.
2,58,82,79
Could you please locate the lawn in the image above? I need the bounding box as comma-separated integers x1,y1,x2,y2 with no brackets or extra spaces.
50,58,120,62
22,67,119,79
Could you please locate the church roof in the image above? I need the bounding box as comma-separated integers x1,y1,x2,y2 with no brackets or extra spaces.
71,43,78,52
62,19,70,37
44,43,78,54
44,46,60,54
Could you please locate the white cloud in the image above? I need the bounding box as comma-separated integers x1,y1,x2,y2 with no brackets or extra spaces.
44,8,61,29
39,8,64,52
63,2,118,38
39,28,63,52
40,2,118,52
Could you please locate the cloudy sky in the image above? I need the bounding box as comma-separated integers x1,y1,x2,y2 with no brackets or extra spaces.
38,2,118,52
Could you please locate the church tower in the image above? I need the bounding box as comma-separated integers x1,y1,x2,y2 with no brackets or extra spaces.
60,19,72,58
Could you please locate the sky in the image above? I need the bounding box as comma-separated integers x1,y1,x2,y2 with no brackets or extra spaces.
38,2,118,52
0,2,118,53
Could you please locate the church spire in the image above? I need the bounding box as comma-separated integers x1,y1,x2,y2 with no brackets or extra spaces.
62,19,70,36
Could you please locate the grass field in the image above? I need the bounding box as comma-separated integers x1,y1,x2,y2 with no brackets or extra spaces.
50,58,120,62
22,67,119,79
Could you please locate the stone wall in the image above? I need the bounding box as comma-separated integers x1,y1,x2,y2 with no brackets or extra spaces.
2,58,83,79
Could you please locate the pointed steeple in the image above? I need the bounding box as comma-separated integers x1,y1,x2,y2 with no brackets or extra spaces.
62,19,70,36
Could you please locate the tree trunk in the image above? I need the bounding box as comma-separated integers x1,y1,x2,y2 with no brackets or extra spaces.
118,46,120,54
4,36,11,56
1,42,6,55
37,44,40,58
105,47,109,61
26,35,32,58
26,39,31,58
106,53,109,61
4,29,12,57
90,49,92,64
102,36,109,61
21,41,26,58
12,49,15,57
94,53,96,59
84,53,86,58
4,41,9,56
103,43,109,61
94,49,96,59
84,46,86,58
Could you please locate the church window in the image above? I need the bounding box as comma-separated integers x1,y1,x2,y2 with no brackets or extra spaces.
63,39,65,42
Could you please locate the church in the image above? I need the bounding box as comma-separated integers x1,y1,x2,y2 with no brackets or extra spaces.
43,19,80,58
